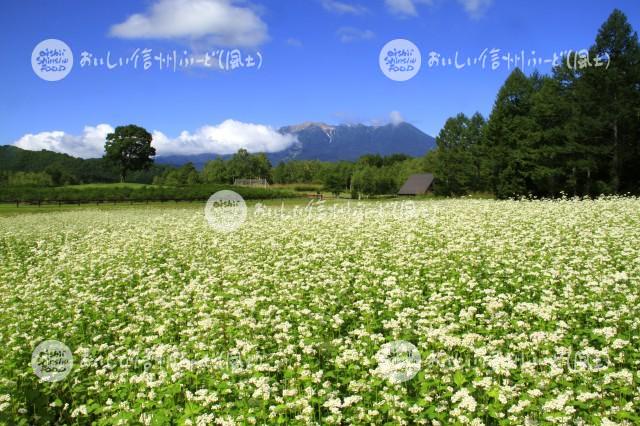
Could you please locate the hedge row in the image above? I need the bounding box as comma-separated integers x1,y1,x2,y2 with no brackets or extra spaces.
0,185,297,204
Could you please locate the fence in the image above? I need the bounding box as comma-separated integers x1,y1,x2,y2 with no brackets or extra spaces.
233,178,269,188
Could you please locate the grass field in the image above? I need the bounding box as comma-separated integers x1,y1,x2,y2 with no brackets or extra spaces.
0,197,639,425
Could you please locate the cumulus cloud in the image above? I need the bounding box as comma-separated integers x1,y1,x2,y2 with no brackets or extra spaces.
336,27,375,43
13,124,114,159
151,120,297,156
321,0,368,15
389,111,405,126
109,0,268,47
13,121,297,158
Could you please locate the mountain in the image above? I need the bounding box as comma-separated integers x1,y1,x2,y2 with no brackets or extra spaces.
156,122,436,168
274,122,435,162
2,122,435,171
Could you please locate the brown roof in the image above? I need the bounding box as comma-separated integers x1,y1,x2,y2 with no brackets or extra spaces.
398,173,434,195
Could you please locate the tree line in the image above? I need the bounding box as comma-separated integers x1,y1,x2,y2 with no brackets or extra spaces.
0,145,171,186
431,9,640,198
0,184,296,204
151,150,429,197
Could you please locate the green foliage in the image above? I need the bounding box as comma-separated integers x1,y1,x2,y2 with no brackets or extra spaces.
104,125,156,182
0,184,296,204
323,171,347,196
321,162,353,196
0,145,118,184
580,8,640,194
272,160,329,184
350,166,397,197
225,149,272,181
433,112,487,196
154,162,201,186
270,155,429,198
201,150,272,184
5,171,54,187
44,164,77,185
485,68,539,198
429,9,640,198
201,158,231,184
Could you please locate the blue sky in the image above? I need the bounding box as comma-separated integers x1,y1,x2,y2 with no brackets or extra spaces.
1,0,639,158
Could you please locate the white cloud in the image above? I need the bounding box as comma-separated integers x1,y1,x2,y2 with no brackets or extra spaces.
152,120,297,156
385,0,420,16
457,0,492,18
321,0,368,15
109,0,268,47
389,111,405,125
13,124,114,159
386,0,491,18
336,27,375,43
13,120,297,158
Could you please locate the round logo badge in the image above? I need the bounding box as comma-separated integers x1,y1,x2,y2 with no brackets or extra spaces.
31,39,74,81
31,340,73,382
204,190,248,232
379,39,421,82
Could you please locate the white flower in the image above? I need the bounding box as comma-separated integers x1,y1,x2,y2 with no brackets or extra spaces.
542,391,572,413
451,388,477,412
323,398,342,415
70,405,88,418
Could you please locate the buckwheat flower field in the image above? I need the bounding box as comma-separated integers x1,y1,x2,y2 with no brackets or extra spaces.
1,198,639,425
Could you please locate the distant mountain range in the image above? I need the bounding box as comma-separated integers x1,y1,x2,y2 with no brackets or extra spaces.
156,122,436,168
1,122,436,172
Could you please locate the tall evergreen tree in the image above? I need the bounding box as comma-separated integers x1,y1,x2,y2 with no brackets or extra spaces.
584,9,640,193
484,68,539,198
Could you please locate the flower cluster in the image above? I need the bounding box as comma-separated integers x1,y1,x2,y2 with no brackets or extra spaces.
0,196,638,424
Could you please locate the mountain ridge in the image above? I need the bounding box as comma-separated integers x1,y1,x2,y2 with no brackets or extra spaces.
1,121,436,170
157,121,436,168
